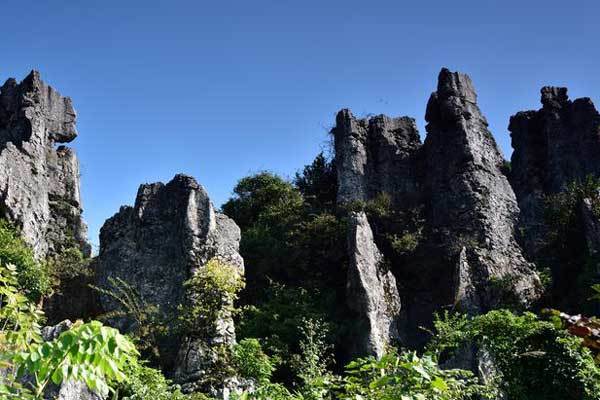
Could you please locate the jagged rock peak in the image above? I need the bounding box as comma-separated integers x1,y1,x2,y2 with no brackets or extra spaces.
333,108,419,357
0,70,89,259
423,67,541,312
333,108,421,204
95,173,243,396
436,67,477,103
509,84,600,306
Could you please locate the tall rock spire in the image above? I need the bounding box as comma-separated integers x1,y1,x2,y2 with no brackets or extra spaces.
423,68,541,312
333,110,420,357
333,68,542,353
0,71,90,259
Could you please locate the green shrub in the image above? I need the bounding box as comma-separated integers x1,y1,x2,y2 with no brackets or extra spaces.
91,276,167,363
46,244,90,286
0,219,49,302
0,260,138,399
341,350,494,400
543,175,600,309
233,339,274,384
178,258,245,339
429,309,600,400
115,359,190,400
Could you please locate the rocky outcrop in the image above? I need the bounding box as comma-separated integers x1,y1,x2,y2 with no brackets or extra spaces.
510,87,600,257
0,71,90,259
94,174,244,395
333,110,421,205
333,68,541,352
333,111,418,356
422,68,541,312
346,211,401,358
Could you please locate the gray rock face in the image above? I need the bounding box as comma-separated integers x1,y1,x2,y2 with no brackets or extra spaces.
333,68,541,353
333,109,421,205
423,68,541,312
94,174,244,394
0,71,90,259
509,87,600,259
333,111,418,356
346,211,401,358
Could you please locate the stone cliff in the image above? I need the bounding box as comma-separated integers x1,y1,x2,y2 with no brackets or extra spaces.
0,71,90,259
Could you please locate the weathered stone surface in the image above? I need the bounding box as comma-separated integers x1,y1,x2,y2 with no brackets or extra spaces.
333,110,421,205
333,111,418,356
333,68,541,352
509,87,600,295
423,68,541,312
346,211,401,358
94,174,244,395
0,71,90,259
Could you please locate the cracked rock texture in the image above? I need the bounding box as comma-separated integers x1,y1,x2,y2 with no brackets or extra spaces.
333,68,541,352
0,71,90,259
94,174,244,395
333,111,418,356
422,68,541,313
346,211,401,358
510,88,600,306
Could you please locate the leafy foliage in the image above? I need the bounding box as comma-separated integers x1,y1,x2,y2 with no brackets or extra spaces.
222,172,305,232
114,359,192,400
341,351,494,400
91,277,167,363
0,220,49,302
178,258,245,339
429,309,600,400
543,175,600,310
45,243,90,288
294,153,337,213
237,282,336,384
233,339,274,385
0,261,138,399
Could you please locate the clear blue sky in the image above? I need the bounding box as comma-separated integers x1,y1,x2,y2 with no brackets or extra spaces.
1,0,598,251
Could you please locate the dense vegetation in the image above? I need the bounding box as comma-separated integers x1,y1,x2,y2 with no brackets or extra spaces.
2,154,600,399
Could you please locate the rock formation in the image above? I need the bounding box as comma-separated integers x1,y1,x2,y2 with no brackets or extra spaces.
0,71,90,259
510,88,600,308
422,68,540,313
345,211,401,358
333,110,418,356
334,110,421,205
94,174,244,395
333,68,542,352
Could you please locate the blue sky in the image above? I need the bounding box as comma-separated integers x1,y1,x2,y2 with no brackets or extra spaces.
1,0,598,251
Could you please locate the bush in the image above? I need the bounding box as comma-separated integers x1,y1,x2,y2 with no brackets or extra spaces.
0,260,138,399
178,258,245,339
429,309,600,400
0,219,49,302
115,360,190,400
233,339,274,384
341,350,494,400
